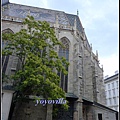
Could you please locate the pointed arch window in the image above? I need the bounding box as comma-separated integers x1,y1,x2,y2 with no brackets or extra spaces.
2,41,9,74
2,29,14,74
58,37,69,92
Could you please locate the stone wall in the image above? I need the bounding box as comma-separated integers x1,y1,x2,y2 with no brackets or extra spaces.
2,14,110,120
83,104,117,120
93,105,116,120
12,101,47,120
95,63,106,105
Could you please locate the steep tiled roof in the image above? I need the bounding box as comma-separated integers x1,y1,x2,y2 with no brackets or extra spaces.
2,3,84,33
66,13,84,32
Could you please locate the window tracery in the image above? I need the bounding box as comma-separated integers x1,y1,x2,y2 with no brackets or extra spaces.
58,37,69,92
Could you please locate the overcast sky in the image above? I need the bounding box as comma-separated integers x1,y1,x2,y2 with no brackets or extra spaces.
9,0,119,77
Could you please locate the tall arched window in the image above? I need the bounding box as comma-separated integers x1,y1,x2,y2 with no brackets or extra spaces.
2,28,14,74
58,37,69,92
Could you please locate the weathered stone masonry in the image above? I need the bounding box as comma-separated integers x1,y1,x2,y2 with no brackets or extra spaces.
2,1,118,120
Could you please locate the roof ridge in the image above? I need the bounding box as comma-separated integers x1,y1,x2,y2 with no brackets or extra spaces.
8,2,66,13
2,2,84,33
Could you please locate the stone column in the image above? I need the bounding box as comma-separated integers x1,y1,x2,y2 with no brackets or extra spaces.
73,99,83,120
79,101,83,120
73,100,78,120
46,104,53,120
73,110,78,120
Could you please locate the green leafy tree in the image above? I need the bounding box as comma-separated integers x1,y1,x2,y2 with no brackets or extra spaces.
2,16,69,109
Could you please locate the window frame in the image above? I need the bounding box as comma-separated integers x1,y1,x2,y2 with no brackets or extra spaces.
58,37,69,92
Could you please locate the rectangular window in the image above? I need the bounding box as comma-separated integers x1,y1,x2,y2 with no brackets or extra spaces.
116,88,118,96
105,91,107,97
112,82,114,88
108,90,111,97
113,97,117,104
116,81,118,87
108,84,110,89
98,113,102,120
112,89,115,96
109,98,112,105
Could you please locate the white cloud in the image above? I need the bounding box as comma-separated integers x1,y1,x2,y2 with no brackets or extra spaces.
75,0,118,30
100,53,119,77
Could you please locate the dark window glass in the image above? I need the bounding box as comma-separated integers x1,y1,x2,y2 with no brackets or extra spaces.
2,39,9,74
98,114,102,120
2,30,13,75
58,38,69,92
2,55,9,74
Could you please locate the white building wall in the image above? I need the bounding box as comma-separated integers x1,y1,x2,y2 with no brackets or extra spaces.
2,90,14,120
104,73,119,111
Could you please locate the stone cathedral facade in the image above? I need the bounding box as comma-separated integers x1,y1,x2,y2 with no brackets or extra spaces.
2,1,118,120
